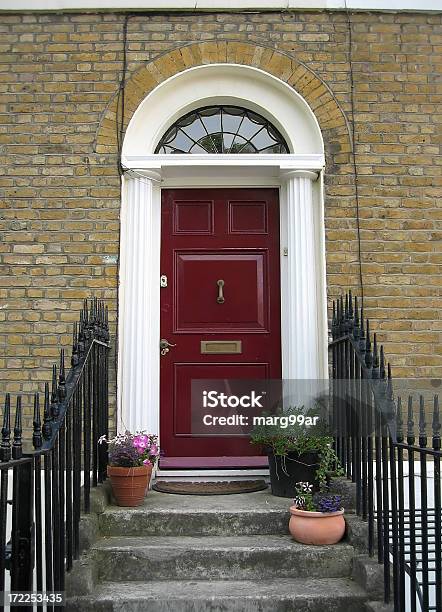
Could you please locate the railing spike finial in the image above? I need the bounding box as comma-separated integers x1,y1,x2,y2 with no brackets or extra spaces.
386,362,394,406
96,301,102,340
339,295,344,334
78,311,85,356
51,363,60,419
96,299,101,335
396,396,403,440
33,392,42,449
93,297,100,339
104,305,110,342
12,396,22,460
349,290,354,329
365,319,373,368
58,348,66,401
419,395,426,439
331,300,336,340
42,382,52,440
347,290,354,334
51,363,57,402
372,332,379,378
100,302,106,340
407,396,414,440
336,297,341,330
383,361,395,429
83,298,88,323
1,393,11,462
72,321,79,367
432,395,441,449
379,346,386,380
86,298,94,341
353,295,360,340
358,306,365,353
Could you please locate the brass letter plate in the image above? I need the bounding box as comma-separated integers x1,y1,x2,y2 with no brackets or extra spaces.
200,340,242,354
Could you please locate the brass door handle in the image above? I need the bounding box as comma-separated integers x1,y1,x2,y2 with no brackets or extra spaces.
217,279,225,304
160,338,176,356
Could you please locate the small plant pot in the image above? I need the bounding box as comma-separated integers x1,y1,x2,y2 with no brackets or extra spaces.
107,464,152,507
289,505,345,545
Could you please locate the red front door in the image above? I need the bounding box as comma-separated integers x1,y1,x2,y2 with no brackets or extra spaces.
160,188,281,457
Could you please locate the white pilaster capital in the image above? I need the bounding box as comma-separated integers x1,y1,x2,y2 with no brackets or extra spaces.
125,168,162,183
281,169,319,182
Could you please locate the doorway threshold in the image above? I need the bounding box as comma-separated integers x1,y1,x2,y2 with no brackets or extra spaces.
159,456,269,470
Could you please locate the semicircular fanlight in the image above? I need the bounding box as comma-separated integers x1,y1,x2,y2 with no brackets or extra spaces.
155,105,290,154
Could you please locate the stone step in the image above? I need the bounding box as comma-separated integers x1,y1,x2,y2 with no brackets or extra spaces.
99,490,291,537
92,535,354,581
66,577,368,612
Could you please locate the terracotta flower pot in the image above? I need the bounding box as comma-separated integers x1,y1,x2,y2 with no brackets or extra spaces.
289,505,345,545
107,464,152,507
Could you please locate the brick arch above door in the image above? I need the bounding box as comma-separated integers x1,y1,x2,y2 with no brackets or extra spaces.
94,41,351,162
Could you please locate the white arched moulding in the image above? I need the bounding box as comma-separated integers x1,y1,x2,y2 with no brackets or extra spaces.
118,63,328,439
122,64,323,158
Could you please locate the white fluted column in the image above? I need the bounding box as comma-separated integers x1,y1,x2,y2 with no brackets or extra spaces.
282,170,327,381
118,172,161,433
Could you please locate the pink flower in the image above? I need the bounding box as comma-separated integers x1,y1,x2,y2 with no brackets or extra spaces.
143,458,152,466
133,435,148,450
149,444,159,457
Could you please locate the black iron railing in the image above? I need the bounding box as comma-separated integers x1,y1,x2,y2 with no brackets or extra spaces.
0,299,110,610
329,291,441,612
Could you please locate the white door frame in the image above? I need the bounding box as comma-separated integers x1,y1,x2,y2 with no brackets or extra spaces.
118,156,327,437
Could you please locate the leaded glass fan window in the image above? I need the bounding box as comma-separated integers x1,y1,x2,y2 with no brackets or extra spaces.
155,105,289,154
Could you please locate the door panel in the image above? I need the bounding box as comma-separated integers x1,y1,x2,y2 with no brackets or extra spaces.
160,188,281,458
173,200,214,235
175,251,268,333
174,362,270,438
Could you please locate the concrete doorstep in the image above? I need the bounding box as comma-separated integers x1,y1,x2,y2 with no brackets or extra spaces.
66,482,390,612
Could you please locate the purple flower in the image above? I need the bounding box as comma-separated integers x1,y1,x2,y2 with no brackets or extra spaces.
102,431,160,468
315,495,342,513
108,445,140,467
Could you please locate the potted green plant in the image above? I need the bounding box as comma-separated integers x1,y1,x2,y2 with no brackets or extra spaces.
99,431,159,507
250,406,342,498
289,482,345,545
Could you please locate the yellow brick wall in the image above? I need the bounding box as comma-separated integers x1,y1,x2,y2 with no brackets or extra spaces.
0,11,441,430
